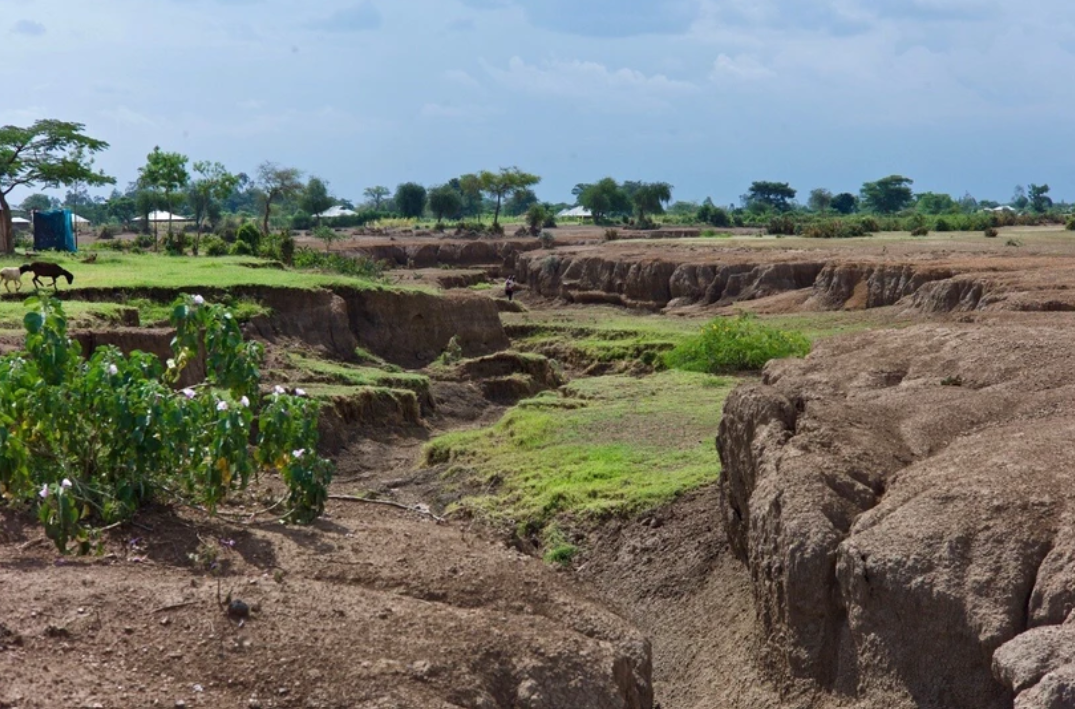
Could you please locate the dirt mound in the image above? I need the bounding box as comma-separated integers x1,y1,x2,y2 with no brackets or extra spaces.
0,501,652,709
717,322,1075,707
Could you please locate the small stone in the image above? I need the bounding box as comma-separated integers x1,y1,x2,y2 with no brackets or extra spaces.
175,701,187,708
227,600,250,620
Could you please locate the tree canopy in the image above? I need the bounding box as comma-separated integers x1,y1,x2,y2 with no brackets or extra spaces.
745,181,797,212
861,175,914,214
0,119,114,252
1028,184,1053,213
831,192,858,215
395,182,427,218
808,188,833,213
187,161,238,252
477,167,541,229
363,185,390,211
301,177,335,220
631,182,673,222
579,178,630,223
428,184,463,224
255,162,303,236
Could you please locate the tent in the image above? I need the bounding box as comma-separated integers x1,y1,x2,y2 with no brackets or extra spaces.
33,209,77,252
71,213,90,225
315,205,358,219
11,217,30,226
556,205,593,219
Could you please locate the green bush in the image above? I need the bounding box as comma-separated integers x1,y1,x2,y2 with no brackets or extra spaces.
984,227,999,238
164,231,187,255
664,314,810,373
801,219,869,239
202,235,228,256
292,247,384,279
526,204,548,233
97,225,115,240
280,231,296,265
910,227,929,237
133,234,154,249
0,295,331,553
538,231,555,249
1066,217,1075,231
236,223,261,254
766,215,797,236
934,217,952,232
231,240,255,256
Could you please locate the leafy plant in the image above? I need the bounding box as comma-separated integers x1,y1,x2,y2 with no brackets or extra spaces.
0,295,332,553
664,314,810,373
292,248,384,279
312,225,344,252
236,223,261,254
538,231,555,249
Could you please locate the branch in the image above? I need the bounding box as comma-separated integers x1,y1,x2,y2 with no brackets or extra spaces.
328,495,446,523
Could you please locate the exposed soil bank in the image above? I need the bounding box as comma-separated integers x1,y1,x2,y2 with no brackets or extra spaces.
716,322,1075,708
515,251,1075,314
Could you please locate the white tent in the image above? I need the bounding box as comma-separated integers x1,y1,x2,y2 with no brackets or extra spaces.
71,213,90,225
315,205,358,219
11,217,30,225
556,205,593,219
145,210,192,222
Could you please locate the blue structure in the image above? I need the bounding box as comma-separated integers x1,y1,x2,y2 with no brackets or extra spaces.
32,209,77,252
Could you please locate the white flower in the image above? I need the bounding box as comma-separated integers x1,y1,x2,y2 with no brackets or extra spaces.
107,364,119,376
294,388,307,397
216,400,229,412
239,396,250,408
39,484,49,499
182,388,196,400
166,358,176,370
192,295,205,305
292,449,305,459
61,479,72,490
273,385,286,395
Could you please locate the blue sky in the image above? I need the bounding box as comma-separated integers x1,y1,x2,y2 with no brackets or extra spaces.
2,0,1074,206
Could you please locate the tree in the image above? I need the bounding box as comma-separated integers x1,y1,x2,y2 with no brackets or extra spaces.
477,167,541,230
745,181,797,212
0,120,114,253
1011,185,1029,211
427,184,463,225
139,146,189,248
571,183,592,198
808,188,833,213
579,178,630,223
506,187,540,217
697,197,731,227
457,174,483,219
255,162,303,237
363,185,390,211
957,192,979,213
20,193,56,213
301,177,335,222
631,182,673,222
915,192,957,214
312,225,344,252
1028,184,1053,213
860,175,914,214
105,191,137,230
394,183,427,219
187,161,239,254
831,192,858,215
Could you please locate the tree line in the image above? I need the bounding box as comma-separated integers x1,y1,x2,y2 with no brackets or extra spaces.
2,119,1071,254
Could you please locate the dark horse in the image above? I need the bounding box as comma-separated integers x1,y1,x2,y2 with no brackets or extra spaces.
20,262,74,290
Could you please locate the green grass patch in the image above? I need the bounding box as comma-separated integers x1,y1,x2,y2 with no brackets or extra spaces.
0,252,393,293
285,354,429,394
424,370,737,541
664,314,810,373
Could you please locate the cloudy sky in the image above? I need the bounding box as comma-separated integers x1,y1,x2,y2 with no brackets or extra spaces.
2,0,1074,206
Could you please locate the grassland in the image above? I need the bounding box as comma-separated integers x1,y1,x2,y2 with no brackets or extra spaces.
0,252,394,293
424,371,738,539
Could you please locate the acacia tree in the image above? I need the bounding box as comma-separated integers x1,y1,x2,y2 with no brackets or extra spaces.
187,161,239,254
301,177,335,223
477,167,541,230
256,162,303,236
428,184,463,225
831,192,858,215
808,188,834,213
0,120,114,253
632,182,673,223
580,178,630,223
363,185,390,211
458,174,484,220
745,181,797,212
1028,184,1053,213
861,175,914,214
139,146,189,248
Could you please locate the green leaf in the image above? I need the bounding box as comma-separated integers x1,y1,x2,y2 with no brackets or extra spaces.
23,312,44,334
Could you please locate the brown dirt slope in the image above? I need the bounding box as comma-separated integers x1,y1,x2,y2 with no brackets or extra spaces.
717,320,1075,708
0,499,651,709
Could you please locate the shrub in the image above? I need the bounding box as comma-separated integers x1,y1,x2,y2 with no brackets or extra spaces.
526,204,548,234
984,227,999,238
97,225,115,240
910,227,929,237
280,230,296,265
858,216,881,232
934,217,952,232
236,223,261,254
292,247,385,279
538,231,555,249
164,230,187,255
802,219,869,239
0,295,332,553
1066,217,1075,231
232,240,255,256
436,335,463,365
291,210,314,231
698,202,732,228
664,314,811,373
312,225,344,252
133,234,154,249
603,228,620,241
766,215,797,236
202,235,228,256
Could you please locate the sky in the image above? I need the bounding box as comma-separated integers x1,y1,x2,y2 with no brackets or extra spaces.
2,0,1075,207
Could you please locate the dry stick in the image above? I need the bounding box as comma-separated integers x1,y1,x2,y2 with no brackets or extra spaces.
151,600,198,614
328,495,447,524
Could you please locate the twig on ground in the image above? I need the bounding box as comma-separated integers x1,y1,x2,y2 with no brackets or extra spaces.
151,600,198,614
328,495,446,523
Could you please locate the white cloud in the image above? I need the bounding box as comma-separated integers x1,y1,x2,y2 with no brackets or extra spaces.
482,56,696,109
710,54,775,81
445,70,482,90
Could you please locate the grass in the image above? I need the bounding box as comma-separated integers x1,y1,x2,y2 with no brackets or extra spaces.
423,370,738,540
285,353,429,394
0,252,395,294
664,314,811,373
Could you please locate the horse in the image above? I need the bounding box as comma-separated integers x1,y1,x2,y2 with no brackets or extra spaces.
20,262,74,290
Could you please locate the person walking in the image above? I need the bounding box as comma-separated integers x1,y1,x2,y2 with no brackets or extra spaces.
505,276,516,302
